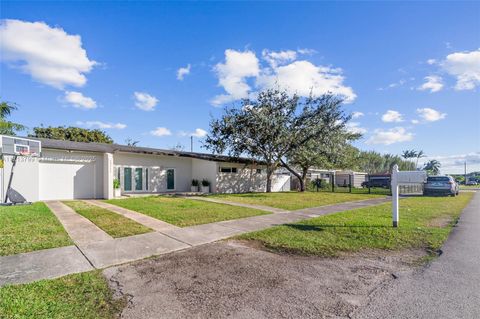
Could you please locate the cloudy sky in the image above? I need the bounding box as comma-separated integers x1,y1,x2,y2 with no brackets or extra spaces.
0,1,479,173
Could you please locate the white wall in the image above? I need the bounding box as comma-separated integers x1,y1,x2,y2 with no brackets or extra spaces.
0,155,40,202
192,159,218,192
114,152,193,192
39,150,104,200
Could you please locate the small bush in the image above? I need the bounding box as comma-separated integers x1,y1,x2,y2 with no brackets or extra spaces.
113,179,120,189
201,179,210,186
191,179,199,186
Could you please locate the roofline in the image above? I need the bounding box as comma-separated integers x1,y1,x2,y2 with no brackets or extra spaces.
9,135,263,165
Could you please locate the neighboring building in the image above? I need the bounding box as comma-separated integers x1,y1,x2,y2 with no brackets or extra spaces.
0,135,290,201
335,170,368,188
289,168,368,190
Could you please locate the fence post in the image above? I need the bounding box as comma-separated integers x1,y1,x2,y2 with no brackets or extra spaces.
349,175,352,193
392,165,399,227
331,174,335,192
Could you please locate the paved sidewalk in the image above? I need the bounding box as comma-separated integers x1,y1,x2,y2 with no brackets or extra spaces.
84,200,180,232
354,192,480,319
1,197,390,286
187,196,290,213
44,201,113,246
0,246,93,286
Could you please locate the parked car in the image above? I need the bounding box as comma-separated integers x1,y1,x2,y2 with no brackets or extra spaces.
423,176,459,196
361,177,391,188
466,180,478,186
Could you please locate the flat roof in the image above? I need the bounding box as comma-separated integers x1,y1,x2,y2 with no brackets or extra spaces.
19,136,263,165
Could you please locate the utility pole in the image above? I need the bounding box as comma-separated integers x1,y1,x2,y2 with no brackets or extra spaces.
190,136,193,152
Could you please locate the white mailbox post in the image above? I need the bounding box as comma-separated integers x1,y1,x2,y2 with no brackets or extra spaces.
391,165,427,227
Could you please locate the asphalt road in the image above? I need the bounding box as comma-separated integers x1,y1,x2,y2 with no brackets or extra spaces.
354,192,480,319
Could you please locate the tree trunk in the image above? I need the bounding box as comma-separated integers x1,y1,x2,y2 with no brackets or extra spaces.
300,167,308,192
266,166,273,193
279,159,305,192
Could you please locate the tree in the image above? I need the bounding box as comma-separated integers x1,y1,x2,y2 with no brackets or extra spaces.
29,126,113,143
125,138,139,146
423,159,441,175
415,150,426,169
0,101,27,135
286,131,360,191
205,88,348,192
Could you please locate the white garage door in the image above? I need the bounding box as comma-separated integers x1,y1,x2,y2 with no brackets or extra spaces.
39,161,97,200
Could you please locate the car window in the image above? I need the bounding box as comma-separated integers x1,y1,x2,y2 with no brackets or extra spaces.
427,177,449,182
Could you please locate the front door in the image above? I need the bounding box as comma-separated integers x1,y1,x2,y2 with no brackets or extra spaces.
166,169,175,190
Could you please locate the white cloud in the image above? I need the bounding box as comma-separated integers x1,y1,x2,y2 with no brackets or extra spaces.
416,107,447,122
133,91,158,111
179,128,208,138
352,111,364,119
411,119,420,124
76,121,126,129
176,64,191,80
211,48,356,106
366,127,413,145
211,49,260,106
62,91,97,109
381,110,403,123
425,152,480,170
257,60,356,103
262,49,297,68
297,48,317,55
441,49,480,90
346,122,367,135
427,59,437,65
418,75,443,93
0,19,96,89
150,127,172,137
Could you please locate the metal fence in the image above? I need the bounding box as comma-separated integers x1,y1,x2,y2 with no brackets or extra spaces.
305,174,423,196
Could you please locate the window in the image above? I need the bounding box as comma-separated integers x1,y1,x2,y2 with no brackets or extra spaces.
220,167,238,173
256,168,262,174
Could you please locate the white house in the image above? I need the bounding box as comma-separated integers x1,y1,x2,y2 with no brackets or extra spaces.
0,135,290,202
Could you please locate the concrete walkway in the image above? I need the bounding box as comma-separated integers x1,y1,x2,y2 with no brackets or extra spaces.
44,201,113,246
1,197,390,286
354,192,480,319
187,196,290,213
84,200,180,232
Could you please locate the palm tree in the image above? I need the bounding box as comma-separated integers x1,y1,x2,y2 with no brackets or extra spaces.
423,159,441,175
0,101,26,135
415,150,426,169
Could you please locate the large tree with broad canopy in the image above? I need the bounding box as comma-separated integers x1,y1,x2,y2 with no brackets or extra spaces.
204,88,352,192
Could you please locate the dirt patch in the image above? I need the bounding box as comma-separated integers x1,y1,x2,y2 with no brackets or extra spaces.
104,241,425,319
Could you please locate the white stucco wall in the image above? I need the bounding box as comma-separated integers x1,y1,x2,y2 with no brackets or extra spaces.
0,155,40,202
113,152,193,193
192,159,218,192
39,150,104,200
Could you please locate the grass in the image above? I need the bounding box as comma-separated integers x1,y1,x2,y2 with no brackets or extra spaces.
460,185,479,189
239,193,474,256
0,271,124,319
104,196,269,227
63,201,151,238
209,191,384,211
0,202,72,256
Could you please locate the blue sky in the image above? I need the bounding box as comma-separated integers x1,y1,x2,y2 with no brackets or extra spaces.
1,1,479,173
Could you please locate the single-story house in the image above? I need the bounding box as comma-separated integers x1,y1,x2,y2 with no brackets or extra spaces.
0,135,290,201
334,170,368,188
289,168,367,189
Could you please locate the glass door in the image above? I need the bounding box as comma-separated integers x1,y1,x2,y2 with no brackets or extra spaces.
135,168,143,191
166,169,175,190
124,167,132,191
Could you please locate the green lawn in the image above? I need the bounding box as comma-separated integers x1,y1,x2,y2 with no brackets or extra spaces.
0,202,72,256
209,191,384,211
63,201,151,238
105,196,269,227
460,185,479,189
0,271,124,319
239,193,474,256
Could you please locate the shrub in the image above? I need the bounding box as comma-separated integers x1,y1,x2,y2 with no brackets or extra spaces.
191,179,199,186
113,179,120,189
201,179,210,187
